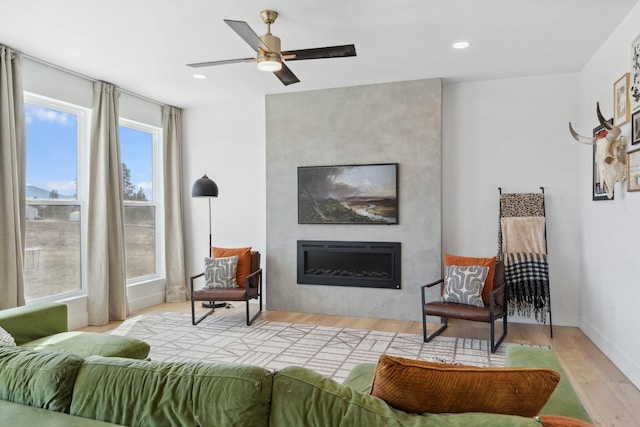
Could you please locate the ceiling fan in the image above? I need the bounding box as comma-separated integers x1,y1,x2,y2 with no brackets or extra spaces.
187,10,356,86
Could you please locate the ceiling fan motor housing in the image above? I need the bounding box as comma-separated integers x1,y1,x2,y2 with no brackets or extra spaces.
258,33,282,70
260,33,281,55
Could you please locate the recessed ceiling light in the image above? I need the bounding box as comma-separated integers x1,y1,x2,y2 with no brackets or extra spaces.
452,41,470,49
193,73,207,79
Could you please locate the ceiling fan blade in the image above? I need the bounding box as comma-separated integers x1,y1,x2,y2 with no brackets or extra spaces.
224,19,268,52
187,58,255,68
282,44,356,61
274,63,300,86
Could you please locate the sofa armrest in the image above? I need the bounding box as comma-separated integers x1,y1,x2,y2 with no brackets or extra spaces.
0,302,68,345
506,346,591,423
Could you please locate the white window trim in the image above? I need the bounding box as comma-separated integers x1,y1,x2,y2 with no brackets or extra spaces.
23,92,91,301
119,118,165,286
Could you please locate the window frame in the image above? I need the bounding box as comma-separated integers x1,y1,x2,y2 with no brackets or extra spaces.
23,92,91,301
119,118,165,285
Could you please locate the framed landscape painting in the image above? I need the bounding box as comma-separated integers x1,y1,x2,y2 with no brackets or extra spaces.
298,163,398,224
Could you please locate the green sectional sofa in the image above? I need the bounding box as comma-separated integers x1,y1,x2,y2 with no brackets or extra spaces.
0,302,591,426
0,302,149,359
0,343,591,426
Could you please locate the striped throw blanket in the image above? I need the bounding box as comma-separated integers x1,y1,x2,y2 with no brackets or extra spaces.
504,252,550,323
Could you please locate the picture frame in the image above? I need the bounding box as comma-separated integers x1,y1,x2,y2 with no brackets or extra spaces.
613,73,631,126
632,109,640,145
592,121,613,200
631,34,640,112
298,163,398,224
626,147,640,192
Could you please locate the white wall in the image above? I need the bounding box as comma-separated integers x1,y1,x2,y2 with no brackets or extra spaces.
182,93,267,282
577,2,640,388
442,73,581,326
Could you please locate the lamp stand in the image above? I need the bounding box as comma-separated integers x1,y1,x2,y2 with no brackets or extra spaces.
208,197,212,256
203,197,227,309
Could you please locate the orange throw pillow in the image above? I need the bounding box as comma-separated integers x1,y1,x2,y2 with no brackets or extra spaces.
212,246,252,288
444,253,496,304
370,354,560,417
539,415,594,427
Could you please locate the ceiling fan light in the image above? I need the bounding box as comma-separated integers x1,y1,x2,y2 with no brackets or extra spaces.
257,58,282,72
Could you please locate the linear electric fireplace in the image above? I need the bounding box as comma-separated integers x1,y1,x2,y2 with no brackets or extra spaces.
297,240,401,289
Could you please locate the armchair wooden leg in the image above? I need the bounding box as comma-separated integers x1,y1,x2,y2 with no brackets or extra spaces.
423,316,448,342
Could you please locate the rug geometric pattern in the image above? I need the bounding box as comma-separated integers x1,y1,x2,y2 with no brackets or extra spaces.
110,312,537,382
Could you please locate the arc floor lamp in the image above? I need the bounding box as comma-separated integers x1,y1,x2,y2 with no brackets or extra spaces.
192,174,225,309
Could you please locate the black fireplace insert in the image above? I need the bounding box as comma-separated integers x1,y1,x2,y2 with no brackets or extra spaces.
297,240,401,289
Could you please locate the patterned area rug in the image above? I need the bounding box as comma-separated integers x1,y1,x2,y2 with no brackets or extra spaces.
111,312,519,382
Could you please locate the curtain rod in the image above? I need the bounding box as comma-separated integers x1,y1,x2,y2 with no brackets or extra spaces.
19,48,168,108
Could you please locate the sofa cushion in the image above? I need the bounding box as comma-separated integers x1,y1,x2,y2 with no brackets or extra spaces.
506,345,592,422
0,302,68,345
442,265,488,307
0,346,83,412
444,254,497,304
70,356,272,427
0,400,124,426
271,365,542,427
370,354,560,417
20,331,150,359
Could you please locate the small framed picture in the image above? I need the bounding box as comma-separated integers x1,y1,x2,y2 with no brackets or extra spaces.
631,35,640,112
614,73,631,126
626,147,640,192
632,109,640,145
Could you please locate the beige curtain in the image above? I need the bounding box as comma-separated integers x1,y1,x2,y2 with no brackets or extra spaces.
87,81,128,325
162,106,187,302
0,46,26,309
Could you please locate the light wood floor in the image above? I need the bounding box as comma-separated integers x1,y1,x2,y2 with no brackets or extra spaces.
80,301,640,427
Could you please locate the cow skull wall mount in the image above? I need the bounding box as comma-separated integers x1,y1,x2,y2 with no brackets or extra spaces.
569,102,626,199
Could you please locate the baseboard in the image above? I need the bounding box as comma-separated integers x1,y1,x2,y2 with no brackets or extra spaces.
580,317,640,389
128,289,165,313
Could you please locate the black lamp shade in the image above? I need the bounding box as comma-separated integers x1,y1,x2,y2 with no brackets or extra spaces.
192,174,219,197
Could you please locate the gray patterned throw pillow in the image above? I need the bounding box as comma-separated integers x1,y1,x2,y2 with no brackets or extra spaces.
204,256,239,288
442,265,488,307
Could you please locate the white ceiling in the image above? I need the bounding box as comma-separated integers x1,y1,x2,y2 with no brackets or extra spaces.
2,0,638,108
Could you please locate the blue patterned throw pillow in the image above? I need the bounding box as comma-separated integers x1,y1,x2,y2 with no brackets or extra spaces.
442,265,488,307
204,256,239,288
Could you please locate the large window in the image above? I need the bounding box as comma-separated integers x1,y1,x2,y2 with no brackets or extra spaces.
120,120,163,283
23,93,164,301
24,94,88,300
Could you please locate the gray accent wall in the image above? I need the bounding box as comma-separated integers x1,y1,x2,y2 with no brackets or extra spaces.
265,79,442,321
